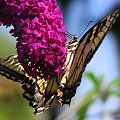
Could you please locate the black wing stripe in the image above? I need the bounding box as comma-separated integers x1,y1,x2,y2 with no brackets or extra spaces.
67,43,92,88
45,76,59,96
0,55,26,82
0,63,26,82
46,77,56,96
67,40,91,82
86,10,119,63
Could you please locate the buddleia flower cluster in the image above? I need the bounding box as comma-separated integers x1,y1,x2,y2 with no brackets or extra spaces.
0,0,67,79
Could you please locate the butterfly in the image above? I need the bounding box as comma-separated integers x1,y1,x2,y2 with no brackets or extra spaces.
57,9,120,105
0,9,120,114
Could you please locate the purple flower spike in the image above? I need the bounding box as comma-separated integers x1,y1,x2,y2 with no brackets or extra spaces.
0,0,67,79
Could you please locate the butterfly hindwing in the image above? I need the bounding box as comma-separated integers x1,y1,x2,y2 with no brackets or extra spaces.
57,9,120,104
22,76,60,114
0,55,61,114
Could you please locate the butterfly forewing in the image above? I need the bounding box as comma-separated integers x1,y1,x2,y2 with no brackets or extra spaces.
0,55,26,82
57,9,120,104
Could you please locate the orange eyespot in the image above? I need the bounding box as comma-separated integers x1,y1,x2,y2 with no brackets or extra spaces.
57,88,63,97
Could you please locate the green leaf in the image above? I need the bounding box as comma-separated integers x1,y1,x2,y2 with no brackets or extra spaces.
85,72,100,88
109,91,120,98
77,101,92,120
109,78,120,87
76,89,96,120
0,115,9,120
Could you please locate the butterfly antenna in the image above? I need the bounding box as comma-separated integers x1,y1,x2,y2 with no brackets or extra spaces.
66,31,73,36
78,21,93,39
66,31,74,39
66,35,71,39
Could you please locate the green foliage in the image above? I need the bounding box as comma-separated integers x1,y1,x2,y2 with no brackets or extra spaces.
76,89,97,120
85,72,102,91
0,95,49,120
109,91,120,98
85,72,100,86
0,115,9,120
76,72,120,120
109,78,120,87
0,95,34,120
77,101,92,120
0,27,16,56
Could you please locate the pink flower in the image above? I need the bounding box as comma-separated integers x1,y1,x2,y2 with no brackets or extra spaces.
0,0,67,79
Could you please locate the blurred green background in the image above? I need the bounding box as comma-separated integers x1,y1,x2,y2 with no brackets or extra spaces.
0,0,120,120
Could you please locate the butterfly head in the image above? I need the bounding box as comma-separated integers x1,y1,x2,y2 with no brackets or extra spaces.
71,35,77,41
67,35,78,44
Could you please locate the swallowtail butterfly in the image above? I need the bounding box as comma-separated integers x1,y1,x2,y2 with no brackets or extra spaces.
0,9,119,114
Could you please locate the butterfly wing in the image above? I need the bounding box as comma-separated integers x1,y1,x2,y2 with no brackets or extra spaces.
22,74,61,114
0,55,62,114
57,9,120,104
0,55,26,82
